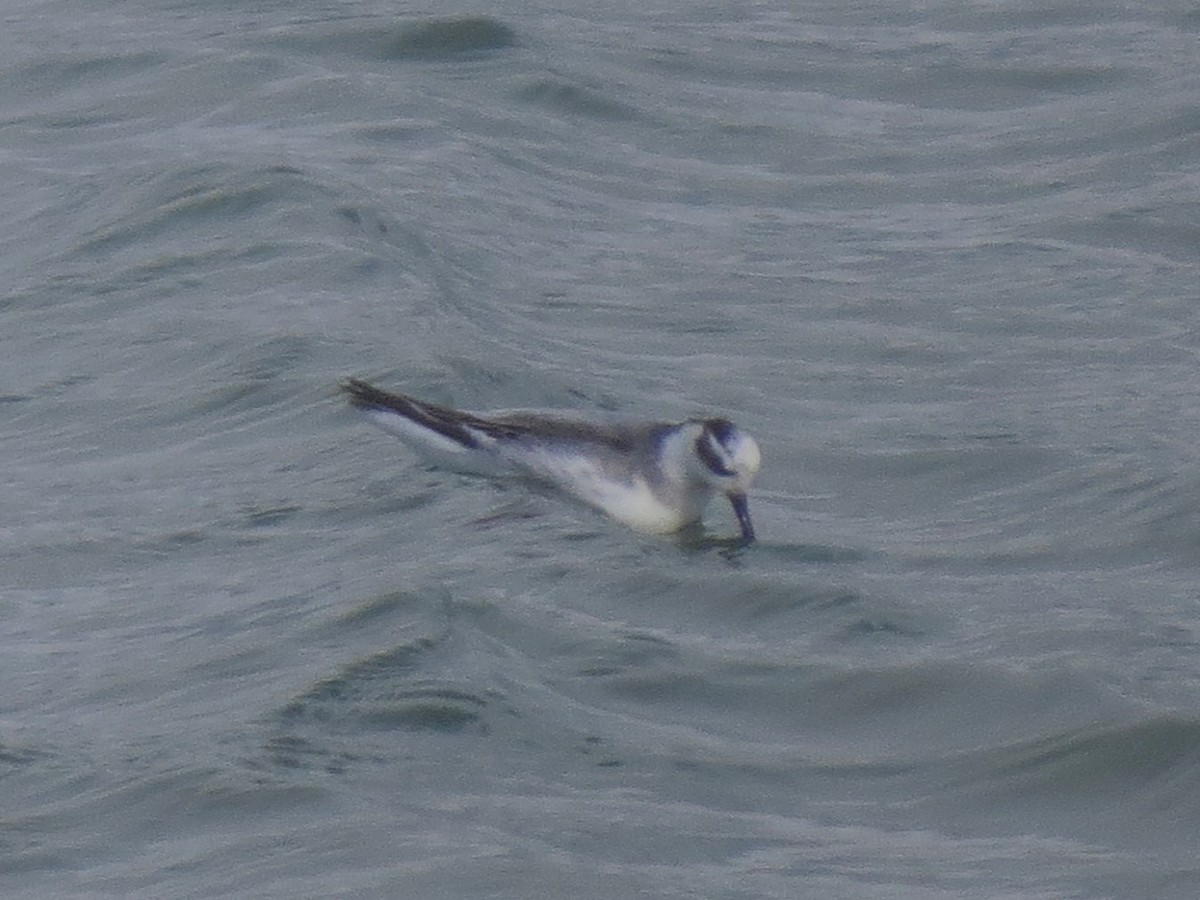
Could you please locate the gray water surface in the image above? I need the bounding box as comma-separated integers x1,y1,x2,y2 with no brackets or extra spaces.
3,1,1200,897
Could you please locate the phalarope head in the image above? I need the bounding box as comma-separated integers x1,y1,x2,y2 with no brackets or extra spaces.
692,418,762,542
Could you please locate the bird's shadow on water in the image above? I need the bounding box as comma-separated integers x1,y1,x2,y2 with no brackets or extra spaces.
675,527,753,565
673,525,866,568
463,491,868,567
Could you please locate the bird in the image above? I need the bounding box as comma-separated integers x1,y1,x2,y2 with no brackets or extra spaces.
341,378,761,541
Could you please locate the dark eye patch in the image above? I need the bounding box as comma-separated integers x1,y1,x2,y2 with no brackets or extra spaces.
695,431,736,477
704,418,736,445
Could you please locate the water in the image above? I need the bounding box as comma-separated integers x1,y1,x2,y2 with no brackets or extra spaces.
3,0,1199,896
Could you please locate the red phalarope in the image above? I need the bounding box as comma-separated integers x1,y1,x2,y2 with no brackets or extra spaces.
342,378,762,541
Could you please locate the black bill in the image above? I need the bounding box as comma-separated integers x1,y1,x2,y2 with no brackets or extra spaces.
728,492,755,543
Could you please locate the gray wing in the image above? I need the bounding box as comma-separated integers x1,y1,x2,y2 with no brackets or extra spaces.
343,378,662,455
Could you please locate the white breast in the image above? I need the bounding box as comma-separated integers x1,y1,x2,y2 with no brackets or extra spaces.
520,450,708,534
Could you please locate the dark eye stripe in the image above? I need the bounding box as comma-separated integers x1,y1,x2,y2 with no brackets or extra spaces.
704,418,736,445
695,432,736,477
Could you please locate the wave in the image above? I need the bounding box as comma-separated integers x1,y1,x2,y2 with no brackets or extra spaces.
267,16,517,62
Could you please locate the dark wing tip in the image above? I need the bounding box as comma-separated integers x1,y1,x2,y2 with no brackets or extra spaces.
341,377,399,410
341,378,485,450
